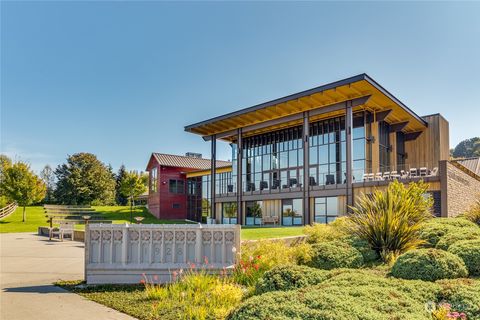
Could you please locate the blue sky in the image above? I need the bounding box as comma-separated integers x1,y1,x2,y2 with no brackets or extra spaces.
2,1,479,173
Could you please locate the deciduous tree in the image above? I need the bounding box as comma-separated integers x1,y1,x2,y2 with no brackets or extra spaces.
1,161,46,222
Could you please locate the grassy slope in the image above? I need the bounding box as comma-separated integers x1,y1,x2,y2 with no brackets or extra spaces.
0,206,306,240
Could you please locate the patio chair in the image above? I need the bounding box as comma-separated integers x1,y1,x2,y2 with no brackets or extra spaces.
383,171,391,180
430,167,439,176
309,176,317,186
410,168,418,178
288,178,298,187
419,167,428,177
260,181,268,190
50,221,75,241
400,170,409,179
374,173,384,181
390,171,400,179
362,173,369,182
326,174,335,185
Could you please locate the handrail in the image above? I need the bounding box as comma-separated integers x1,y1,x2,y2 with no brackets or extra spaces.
0,202,18,220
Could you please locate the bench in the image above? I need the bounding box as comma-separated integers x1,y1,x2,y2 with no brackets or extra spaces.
262,216,279,226
50,221,75,241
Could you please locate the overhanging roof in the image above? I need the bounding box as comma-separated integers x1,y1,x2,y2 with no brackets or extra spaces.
185,74,428,141
146,153,231,171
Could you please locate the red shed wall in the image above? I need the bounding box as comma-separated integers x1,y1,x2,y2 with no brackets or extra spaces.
157,166,188,219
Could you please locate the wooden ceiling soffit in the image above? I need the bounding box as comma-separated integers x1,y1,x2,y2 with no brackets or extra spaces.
203,96,371,141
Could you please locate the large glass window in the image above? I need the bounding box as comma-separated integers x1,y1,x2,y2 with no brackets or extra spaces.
282,198,303,226
314,196,341,224
246,201,263,225
309,116,345,186
396,132,406,171
222,202,237,224
379,121,391,171
150,167,158,193
241,126,303,192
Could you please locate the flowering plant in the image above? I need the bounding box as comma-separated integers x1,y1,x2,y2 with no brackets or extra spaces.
232,254,267,286
428,301,467,320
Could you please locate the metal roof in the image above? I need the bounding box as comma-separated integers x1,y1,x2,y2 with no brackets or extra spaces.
185,73,428,138
151,153,231,170
456,157,480,176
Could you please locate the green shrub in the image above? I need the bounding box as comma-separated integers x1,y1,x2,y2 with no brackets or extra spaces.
419,222,456,247
303,222,348,244
428,217,479,229
346,237,379,263
348,180,433,263
437,278,480,320
255,265,329,294
391,249,468,281
462,199,480,226
436,228,480,250
306,241,363,270
448,239,480,276
240,240,298,270
230,270,440,320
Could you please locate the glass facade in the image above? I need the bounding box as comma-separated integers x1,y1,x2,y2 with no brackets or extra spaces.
246,201,263,225
241,126,303,192
282,198,303,226
313,196,340,224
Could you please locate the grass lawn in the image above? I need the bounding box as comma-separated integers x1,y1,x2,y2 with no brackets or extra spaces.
241,226,305,240
1,206,306,240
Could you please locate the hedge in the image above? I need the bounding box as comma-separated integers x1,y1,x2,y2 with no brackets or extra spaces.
391,249,468,281
255,265,329,294
448,239,480,276
435,228,480,250
230,270,440,320
306,241,364,270
437,278,480,320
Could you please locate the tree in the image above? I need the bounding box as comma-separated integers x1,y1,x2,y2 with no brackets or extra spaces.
1,161,46,222
40,165,56,203
119,171,147,222
119,171,147,203
452,137,480,158
54,153,116,205
0,155,13,207
115,165,128,206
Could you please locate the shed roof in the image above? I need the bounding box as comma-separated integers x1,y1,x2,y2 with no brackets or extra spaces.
148,153,231,171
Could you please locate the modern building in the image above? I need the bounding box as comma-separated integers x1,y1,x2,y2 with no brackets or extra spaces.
147,74,480,224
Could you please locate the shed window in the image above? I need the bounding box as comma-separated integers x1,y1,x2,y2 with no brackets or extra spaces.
169,179,185,194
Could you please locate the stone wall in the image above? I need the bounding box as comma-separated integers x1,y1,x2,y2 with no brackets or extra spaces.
446,161,480,217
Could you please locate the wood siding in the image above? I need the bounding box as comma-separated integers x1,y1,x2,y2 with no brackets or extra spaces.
405,114,449,168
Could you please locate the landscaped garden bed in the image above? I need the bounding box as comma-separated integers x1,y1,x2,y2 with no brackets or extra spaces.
57,182,480,320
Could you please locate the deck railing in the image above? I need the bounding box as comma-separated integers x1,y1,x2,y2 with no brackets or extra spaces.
0,202,18,220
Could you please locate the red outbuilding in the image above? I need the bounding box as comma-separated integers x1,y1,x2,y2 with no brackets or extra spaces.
145,152,231,221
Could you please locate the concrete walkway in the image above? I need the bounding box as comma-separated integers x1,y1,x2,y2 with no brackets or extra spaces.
0,233,135,320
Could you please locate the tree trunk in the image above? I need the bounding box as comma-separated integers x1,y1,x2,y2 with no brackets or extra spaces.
22,206,26,223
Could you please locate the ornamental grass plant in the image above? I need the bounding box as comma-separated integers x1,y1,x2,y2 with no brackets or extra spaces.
347,180,433,264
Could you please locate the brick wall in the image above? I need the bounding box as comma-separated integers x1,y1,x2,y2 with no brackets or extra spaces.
446,161,480,217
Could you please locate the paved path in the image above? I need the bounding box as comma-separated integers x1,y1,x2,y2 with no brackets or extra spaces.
0,233,135,320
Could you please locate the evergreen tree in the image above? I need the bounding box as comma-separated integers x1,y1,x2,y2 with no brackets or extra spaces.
452,137,480,158
54,153,116,205
115,164,128,205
